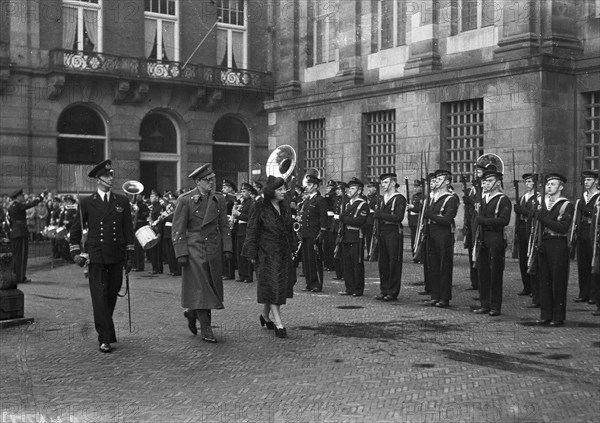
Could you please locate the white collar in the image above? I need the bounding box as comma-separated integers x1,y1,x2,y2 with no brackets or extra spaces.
97,189,110,200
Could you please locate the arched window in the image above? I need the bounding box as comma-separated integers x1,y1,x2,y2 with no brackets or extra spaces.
140,113,177,153
57,105,106,164
213,115,249,143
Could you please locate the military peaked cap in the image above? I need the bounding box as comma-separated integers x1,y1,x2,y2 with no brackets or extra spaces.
88,159,114,178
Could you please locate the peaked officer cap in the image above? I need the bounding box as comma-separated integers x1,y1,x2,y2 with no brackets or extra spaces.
88,159,114,178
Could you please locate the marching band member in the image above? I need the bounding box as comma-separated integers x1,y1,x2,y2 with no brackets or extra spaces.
58,195,78,262
535,173,574,326
162,192,180,276
148,189,164,274
373,172,406,302
473,166,512,317
338,178,369,297
69,159,135,353
234,183,256,283
7,188,43,284
423,169,458,308
172,163,233,343
49,196,62,259
132,194,150,272
513,173,539,306
222,179,237,280
575,170,600,304
299,175,328,293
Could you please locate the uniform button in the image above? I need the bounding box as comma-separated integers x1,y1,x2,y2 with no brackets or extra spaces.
114,239,117,241
100,239,103,242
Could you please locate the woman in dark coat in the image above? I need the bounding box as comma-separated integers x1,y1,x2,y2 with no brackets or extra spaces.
243,177,296,338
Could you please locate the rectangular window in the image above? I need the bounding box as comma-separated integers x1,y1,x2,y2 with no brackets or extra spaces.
216,0,247,68
145,0,179,61
309,0,338,66
300,119,326,178
584,92,600,171
373,0,406,52
62,0,102,52
444,99,484,182
365,110,396,181
458,0,495,32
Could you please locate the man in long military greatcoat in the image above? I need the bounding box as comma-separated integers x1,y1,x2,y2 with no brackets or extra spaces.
172,163,233,343
70,159,135,353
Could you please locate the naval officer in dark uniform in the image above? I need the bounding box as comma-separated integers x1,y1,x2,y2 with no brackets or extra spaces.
7,189,43,284
69,159,135,353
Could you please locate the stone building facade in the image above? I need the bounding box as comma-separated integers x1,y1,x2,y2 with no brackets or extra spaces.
264,0,600,238
0,0,274,195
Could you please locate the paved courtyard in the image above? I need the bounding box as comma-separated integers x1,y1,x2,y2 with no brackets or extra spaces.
1,245,599,423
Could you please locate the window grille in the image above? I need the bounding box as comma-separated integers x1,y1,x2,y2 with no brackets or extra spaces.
365,110,396,181
444,99,484,182
301,119,326,177
584,91,600,171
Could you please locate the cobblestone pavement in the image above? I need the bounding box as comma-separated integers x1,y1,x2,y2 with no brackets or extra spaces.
1,246,599,423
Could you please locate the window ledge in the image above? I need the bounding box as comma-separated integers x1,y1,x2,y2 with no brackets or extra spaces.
304,61,339,83
446,26,498,55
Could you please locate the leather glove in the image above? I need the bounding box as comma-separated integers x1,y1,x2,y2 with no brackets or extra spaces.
223,251,233,261
73,254,86,268
125,251,135,274
178,256,189,267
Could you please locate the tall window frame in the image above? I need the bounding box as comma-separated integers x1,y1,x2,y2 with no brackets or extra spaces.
62,0,103,52
300,119,326,179
584,92,600,171
457,0,495,32
308,0,338,66
216,0,248,69
144,0,180,62
376,0,406,51
364,110,396,181
443,99,484,182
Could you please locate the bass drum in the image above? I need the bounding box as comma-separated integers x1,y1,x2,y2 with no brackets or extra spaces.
42,225,58,239
135,225,160,250
55,226,67,240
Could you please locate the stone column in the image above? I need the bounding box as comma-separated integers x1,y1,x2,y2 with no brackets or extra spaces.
333,0,363,87
540,0,583,56
404,0,441,75
274,0,301,99
494,0,540,58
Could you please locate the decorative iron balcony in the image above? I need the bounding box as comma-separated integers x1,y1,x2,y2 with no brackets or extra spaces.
48,49,273,93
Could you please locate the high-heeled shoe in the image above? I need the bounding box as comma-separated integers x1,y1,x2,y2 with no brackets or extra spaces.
274,327,287,338
260,315,275,330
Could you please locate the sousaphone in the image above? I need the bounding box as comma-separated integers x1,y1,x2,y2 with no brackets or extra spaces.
266,144,297,181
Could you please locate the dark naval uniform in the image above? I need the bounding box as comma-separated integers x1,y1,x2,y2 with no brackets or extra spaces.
536,194,574,324
408,189,423,257
462,185,479,290
7,190,42,283
425,191,458,305
299,189,328,292
69,190,135,345
475,192,511,314
374,192,406,300
514,190,539,303
235,196,255,282
340,194,369,296
576,190,600,303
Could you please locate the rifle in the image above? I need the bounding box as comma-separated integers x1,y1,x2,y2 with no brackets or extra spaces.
334,191,347,259
592,199,600,274
569,199,580,259
511,150,519,259
413,173,430,260
369,182,380,261
471,177,483,269
460,174,472,249
526,173,543,275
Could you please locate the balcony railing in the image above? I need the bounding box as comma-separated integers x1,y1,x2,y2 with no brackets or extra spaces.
49,49,273,93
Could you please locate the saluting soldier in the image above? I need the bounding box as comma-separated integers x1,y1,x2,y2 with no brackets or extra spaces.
299,175,328,293
473,165,512,317
575,170,600,304
534,173,574,326
234,182,256,283
69,159,135,353
373,172,406,302
172,164,233,343
513,173,540,306
423,169,458,308
338,178,370,297
7,189,43,284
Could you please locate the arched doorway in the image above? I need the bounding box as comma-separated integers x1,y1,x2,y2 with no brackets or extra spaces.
139,113,180,196
57,105,107,192
212,115,250,190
